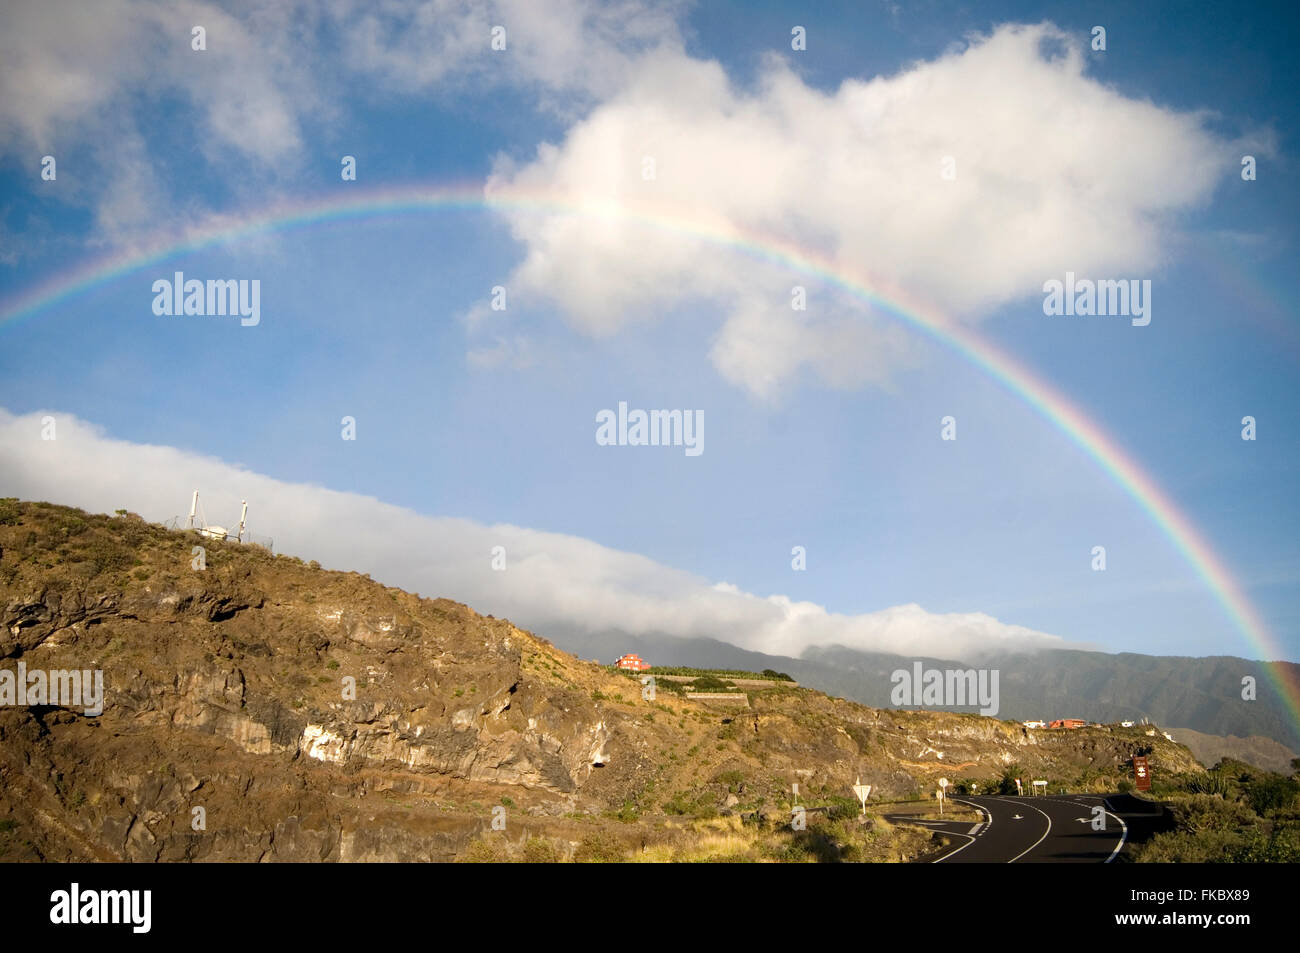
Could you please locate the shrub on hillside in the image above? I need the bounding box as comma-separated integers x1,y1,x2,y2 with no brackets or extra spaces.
521,837,563,863
82,537,134,575
574,832,628,863
690,675,731,692
1246,774,1300,814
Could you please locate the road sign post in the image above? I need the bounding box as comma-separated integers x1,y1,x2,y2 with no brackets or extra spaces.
1133,755,1151,791
852,778,872,815
938,777,948,816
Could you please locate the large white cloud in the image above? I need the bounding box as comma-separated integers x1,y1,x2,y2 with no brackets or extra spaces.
3,9,1255,400
0,0,683,242
0,408,1074,660
486,23,1240,398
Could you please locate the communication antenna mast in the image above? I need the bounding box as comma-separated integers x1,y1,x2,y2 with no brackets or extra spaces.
170,490,270,552
185,490,227,541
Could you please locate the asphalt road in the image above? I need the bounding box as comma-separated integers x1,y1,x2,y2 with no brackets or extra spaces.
883,794,1164,863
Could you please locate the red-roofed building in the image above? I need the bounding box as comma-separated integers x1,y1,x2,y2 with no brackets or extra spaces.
1049,718,1086,729
614,653,651,672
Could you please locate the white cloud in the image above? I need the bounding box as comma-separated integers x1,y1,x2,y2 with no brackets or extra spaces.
466,332,537,369
0,408,1074,660
0,1,317,156
0,0,320,241
0,0,684,247
707,292,917,400
329,0,687,105
486,23,1239,398
2,8,1253,399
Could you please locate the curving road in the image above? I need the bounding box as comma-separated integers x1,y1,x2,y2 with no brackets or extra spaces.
883,794,1161,863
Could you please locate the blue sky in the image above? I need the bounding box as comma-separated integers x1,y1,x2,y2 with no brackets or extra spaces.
1,0,1297,664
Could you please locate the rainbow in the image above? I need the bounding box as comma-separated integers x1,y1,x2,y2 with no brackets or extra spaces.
3,181,1297,726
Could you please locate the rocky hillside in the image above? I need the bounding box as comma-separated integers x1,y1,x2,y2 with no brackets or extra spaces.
0,501,1202,862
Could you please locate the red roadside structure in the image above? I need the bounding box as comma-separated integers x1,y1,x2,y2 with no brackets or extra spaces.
614,653,651,672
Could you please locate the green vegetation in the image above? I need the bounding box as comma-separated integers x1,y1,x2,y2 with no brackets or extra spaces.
608,799,640,823
521,837,562,863
640,666,793,681
713,769,746,792
1133,759,1300,863
662,789,719,818
82,537,135,575
574,831,629,863
986,765,1022,796
688,674,734,692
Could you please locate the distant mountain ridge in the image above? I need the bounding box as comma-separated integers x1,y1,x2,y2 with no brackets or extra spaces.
1168,727,1298,775
544,628,1300,755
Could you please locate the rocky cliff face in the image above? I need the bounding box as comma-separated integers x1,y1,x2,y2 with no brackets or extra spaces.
0,501,1202,862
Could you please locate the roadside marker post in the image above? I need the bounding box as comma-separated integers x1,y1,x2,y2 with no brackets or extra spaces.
938,777,948,816
852,777,872,815
1133,756,1151,791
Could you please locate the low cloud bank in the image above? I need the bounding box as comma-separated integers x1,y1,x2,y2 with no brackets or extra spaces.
0,408,1076,659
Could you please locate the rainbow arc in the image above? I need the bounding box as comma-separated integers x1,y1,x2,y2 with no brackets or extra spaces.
3,181,1295,729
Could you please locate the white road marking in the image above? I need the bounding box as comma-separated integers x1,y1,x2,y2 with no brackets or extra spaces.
1100,796,1129,863
952,797,992,832
1068,795,1129,862
930,797,991,863
1003,797,1052,863
921,794,1127,864
928,830,976,862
